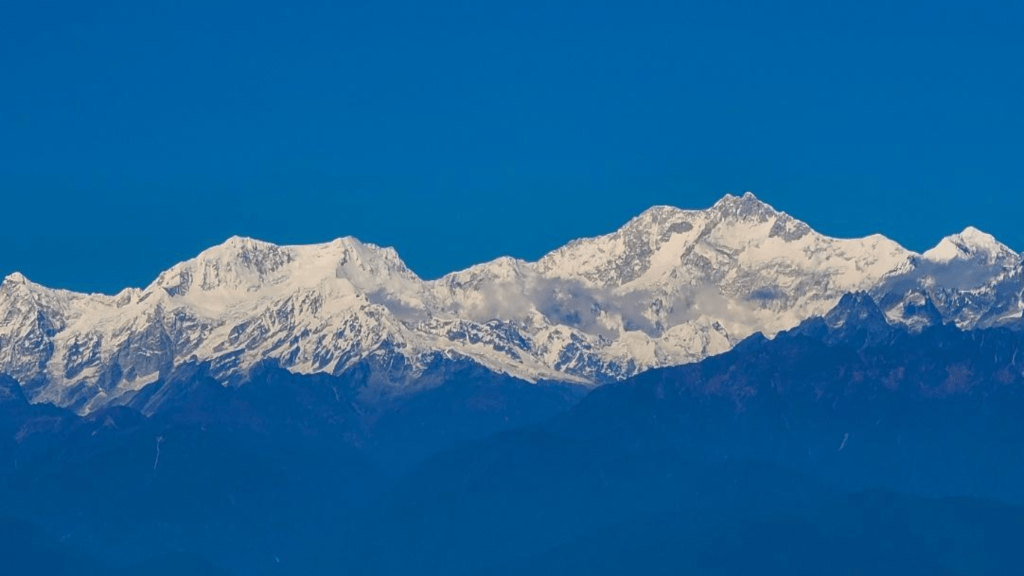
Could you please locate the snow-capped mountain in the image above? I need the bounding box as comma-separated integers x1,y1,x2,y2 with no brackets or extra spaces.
1,193,1021,412
877,227,1024,330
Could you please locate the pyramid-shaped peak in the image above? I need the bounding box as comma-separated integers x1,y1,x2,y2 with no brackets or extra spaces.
823,291,889,330
828,291,885,318
817,291,895,346
957,226,999,245
923,226,1017,264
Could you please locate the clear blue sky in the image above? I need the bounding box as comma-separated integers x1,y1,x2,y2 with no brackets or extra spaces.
2,0,1022,293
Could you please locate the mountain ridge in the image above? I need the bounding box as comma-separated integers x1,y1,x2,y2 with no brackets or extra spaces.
2,193,1022,412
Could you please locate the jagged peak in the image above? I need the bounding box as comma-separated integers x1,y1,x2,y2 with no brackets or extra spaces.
710,191,781,220
545,193,782,257
820,291,893,339
717,191,763,204
713,191,759,204
629,192,781,225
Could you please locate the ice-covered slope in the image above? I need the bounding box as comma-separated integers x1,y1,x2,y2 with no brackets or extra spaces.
1,193,1021,411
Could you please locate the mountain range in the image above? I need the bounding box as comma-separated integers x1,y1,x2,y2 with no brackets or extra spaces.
2,193,1021,413
3,193,1024,574
3,290,1024,575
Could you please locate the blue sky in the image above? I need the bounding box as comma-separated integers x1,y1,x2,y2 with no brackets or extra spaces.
2,0,1022,293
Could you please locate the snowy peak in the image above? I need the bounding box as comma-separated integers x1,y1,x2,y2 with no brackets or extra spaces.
0,270,79,316
708,192,817,243
534,202,701,287
148,235,420,302
624,204,691,231
328,236,421,288
923,226,1019,266
0,273,38,307
2,272,29,286
527,194,916,359
536,193,795,288
437,256,530,291
535,192,833,290
151,236,294,296
0,272,62,301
